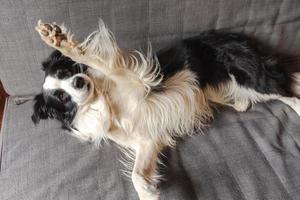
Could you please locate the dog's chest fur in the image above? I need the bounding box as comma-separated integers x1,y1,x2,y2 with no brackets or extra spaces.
71,95,111,142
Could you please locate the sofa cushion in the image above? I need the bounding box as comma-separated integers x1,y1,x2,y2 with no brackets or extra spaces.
0,0,300,96
1,98,300,199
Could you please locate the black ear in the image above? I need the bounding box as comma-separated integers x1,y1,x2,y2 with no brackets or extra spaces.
31,93,49,124
61,106,77,129
41,50,62,71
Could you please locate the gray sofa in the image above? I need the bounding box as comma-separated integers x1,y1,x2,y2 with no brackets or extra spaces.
1,1,300,199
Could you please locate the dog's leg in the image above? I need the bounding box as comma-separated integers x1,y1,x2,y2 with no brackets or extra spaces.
230,86,300,116
35,20,112,76
132,141,161,200
102,129,161,200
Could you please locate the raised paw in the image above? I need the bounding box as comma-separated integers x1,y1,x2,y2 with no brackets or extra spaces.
35,20,70,47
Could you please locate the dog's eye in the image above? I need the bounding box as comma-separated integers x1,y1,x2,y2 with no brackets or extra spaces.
65,71,72,77
57,70,72,79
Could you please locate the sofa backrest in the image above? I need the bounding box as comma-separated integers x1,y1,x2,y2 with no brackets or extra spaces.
0,0,299,96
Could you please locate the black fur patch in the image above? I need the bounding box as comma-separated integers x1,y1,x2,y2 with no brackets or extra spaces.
31,92,77,128
42,50,88,79
156,31,289,96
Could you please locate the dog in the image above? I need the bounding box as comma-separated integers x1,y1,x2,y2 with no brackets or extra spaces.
32,20,300,200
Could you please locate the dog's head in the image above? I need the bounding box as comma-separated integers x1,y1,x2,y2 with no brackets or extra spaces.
32,50,93,128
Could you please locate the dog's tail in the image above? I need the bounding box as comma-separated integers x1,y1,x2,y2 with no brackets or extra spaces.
289,72,300,98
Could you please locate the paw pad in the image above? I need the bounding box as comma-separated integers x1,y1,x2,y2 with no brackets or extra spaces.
36,20,67,47
44,24,53,31
53,24,62,34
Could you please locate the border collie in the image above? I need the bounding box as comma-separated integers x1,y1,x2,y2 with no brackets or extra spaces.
32,20,300,200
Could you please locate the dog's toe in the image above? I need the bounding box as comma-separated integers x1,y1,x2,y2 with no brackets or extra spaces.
44,23,53,31
53,24,62,34
36,21,68,47
40,29,49,36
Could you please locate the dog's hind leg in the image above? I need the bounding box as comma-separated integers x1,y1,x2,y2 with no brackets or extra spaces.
205,75,300,117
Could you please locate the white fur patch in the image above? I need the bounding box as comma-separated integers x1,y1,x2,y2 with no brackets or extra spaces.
205,75,300,116
71,95,111,145
43,76,63,90
43,75,90,104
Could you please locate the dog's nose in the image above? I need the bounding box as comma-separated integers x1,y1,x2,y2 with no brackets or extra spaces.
73,77,86,89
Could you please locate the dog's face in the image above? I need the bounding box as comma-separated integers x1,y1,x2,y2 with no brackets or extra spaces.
32,50,92,128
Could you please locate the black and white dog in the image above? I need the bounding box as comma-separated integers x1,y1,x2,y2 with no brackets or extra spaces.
32,20,300,200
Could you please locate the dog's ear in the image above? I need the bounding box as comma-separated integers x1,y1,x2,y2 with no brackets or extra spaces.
31,93,49,124
60,107,77,130
41,50,62,71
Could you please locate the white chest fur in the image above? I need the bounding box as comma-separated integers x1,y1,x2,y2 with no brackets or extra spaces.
71,95,111,143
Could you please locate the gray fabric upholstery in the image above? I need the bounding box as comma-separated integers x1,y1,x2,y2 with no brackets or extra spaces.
1,1,300,199
1,98,300,199
0,0,300,95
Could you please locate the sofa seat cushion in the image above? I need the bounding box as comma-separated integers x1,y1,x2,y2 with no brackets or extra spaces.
1,98,300,199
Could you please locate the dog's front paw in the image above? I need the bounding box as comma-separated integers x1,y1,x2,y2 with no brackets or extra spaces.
35,20,69,47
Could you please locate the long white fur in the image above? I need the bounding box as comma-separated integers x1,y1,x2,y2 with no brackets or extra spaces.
69,20,212,147
78,20,163,95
